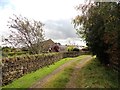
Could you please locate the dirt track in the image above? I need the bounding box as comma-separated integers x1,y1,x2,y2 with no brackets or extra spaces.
29,55,92,88
66,56,92,88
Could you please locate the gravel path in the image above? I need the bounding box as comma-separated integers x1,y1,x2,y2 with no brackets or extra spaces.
29,55,92,89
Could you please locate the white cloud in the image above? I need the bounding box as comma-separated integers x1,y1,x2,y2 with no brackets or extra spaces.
53,38,86,46
0,0,86,46
9,0,84,21
44,19,77,39
0,6,15,36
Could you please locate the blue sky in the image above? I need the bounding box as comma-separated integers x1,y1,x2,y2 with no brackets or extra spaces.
0,0,86,46
0,0,9,8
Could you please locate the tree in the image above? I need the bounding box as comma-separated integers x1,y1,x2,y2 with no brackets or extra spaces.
4,14,45,54
73,1,120,65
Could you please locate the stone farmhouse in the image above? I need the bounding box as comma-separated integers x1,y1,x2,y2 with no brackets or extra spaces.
41,39,55,52
42,39,67,52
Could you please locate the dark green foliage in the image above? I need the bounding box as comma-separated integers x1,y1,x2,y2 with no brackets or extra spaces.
21,47,29,52
2,46,28,57
2,52,8,57
73,48,80,52
8,52,26,56
7,52,15,56
2,46,11,52
67,46,80,52
73,1,120,66
67,46,74,51
81,47,89,51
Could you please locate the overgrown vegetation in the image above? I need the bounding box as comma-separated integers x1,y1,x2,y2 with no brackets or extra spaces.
67,46,79,52
76,58,119,88
2,46,28,58
73,1,120,67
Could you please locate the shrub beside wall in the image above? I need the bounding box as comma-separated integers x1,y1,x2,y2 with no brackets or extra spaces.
2,51,80,85
63,51,80,58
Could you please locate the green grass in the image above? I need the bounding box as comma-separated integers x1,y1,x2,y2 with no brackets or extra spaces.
76,58,119,88
2,57,73,89
2,55,89,89
42,55,88,88
43,67,74,88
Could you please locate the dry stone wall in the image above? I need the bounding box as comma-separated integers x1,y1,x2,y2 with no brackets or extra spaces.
63,51,80,58
2,51,80,85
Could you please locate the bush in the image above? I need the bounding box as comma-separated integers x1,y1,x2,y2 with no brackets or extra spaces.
67,46,80,52
7,51,27,57
72,48,80,52
67,46,74,51
2,52,8,57
8,52,15,56
16,51,27,55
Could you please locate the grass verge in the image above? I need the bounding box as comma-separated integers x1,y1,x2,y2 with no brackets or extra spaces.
2,55,88,89
76,58,119,88
42,67,74,88
42,55,88,88
2,58,73,89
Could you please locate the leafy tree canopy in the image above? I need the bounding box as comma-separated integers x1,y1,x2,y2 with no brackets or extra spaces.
73,1,120,65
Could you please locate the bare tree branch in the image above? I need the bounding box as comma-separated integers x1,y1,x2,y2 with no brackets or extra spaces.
3,14,45,54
